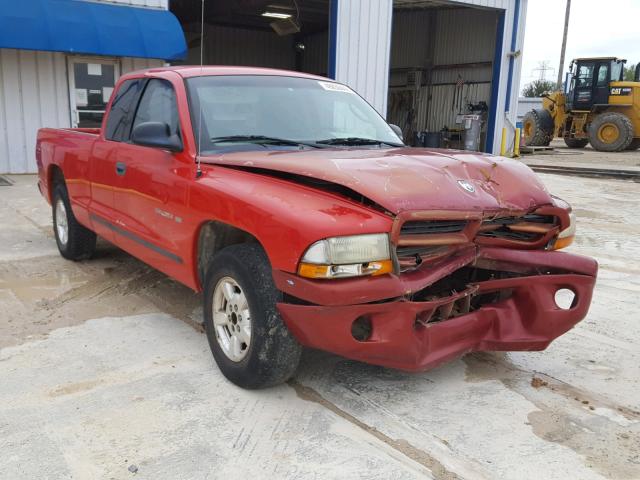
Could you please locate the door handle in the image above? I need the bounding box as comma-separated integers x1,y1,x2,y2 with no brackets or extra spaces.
116,162,127,176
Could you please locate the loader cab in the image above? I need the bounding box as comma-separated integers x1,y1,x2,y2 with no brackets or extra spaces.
566,57,626,111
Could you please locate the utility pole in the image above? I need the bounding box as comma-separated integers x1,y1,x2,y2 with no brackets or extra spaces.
557,0,571,89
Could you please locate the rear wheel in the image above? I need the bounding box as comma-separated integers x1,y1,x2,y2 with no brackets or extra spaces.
588,112,634,152
625,138,640,151
203,243,302,389
564,137,589,149
523,109,554,146
52,183,96,260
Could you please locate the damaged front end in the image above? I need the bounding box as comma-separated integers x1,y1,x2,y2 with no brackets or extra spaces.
273,207,597,371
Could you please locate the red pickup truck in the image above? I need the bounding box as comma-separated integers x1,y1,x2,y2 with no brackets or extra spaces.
37,66,597,389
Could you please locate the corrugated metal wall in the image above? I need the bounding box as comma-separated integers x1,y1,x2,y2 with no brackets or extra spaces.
334,0,394,115
0,50,68,174
388,6,497,140
336,0,527,154
187,25,328,77
189,25,296,71
0,0,168,173
432,9,497,67
302,31,329,77
0,50,162,174
423,83,492,131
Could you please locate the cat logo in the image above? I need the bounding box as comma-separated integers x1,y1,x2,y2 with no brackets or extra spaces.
610,87,632,96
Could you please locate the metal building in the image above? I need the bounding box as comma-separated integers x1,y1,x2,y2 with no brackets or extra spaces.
1,0,527,174
0,0,186,174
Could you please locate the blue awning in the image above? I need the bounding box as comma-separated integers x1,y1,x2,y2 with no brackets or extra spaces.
0,0,187,61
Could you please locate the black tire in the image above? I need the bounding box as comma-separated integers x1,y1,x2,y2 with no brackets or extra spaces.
564,137,589,149
588,112,634,152
52,183,97,261
625,138,640,151
523,109,554,146
203,243,302,389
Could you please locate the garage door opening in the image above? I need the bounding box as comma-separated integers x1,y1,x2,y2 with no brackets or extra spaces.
388,1,501,152
170,0,330,77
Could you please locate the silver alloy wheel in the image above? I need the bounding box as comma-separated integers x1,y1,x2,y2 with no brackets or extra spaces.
55,198,69,246
212,276,252,362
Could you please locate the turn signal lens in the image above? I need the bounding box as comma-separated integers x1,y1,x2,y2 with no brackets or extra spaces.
553,235,574,250
298,260,394,279
553,211,576,250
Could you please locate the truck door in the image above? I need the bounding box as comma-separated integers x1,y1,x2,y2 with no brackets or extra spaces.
88,78,146,239
593,62,610,106
110,78,192,283
572,60,596,110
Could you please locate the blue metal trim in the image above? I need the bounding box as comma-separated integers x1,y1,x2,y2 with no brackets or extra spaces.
486,10,506,153
0,0,187,60
328,0,339,79
504,0,521,112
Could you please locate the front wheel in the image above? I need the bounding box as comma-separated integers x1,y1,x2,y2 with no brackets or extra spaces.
52,183,96,260
203,243,302,389
588,112,634,152
523,109,554,146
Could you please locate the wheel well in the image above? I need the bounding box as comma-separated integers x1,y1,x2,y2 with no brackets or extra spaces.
196,221,261,287
48,165,64,201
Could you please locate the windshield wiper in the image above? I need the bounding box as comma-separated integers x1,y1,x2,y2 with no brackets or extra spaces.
316,137,404,147
210,135,326,149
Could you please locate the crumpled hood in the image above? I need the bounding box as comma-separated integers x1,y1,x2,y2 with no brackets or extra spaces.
203,147,552,214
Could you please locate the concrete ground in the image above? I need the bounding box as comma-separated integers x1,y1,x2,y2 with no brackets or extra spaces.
522,138,640,172
1,173,639,480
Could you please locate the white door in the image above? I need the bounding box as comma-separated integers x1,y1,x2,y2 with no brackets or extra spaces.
68,57,119,128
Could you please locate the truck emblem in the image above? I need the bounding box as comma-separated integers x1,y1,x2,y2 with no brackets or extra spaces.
457,180,475,193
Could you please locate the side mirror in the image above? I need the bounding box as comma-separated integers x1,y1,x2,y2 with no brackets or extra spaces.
389,124,403,140
635,64,640,83
131,122,182,152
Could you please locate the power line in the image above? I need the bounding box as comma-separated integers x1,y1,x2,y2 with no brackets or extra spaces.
532,61,555,81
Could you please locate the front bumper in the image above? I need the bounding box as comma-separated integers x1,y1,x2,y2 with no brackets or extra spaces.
274,247,597,371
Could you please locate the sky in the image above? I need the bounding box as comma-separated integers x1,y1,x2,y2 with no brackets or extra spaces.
519,0,640,92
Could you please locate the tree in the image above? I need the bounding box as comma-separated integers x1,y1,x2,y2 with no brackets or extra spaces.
522,79,556,98
624,64,637,81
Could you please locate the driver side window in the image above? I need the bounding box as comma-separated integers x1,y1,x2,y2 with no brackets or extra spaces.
132,79,180,138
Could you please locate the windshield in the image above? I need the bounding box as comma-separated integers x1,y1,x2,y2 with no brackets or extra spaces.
186,75,403,153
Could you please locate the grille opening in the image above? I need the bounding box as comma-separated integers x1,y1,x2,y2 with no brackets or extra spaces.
413,268,519,328
411,267,523,303
470,289,514,310
477,214,557,242
478,229,541,241
400,220,467,235
396,245,452,270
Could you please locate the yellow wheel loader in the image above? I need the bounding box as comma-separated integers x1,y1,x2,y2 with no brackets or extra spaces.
523,57,640,152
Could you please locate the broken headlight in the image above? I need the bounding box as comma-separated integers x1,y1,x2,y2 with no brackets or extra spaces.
551,195,576,250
